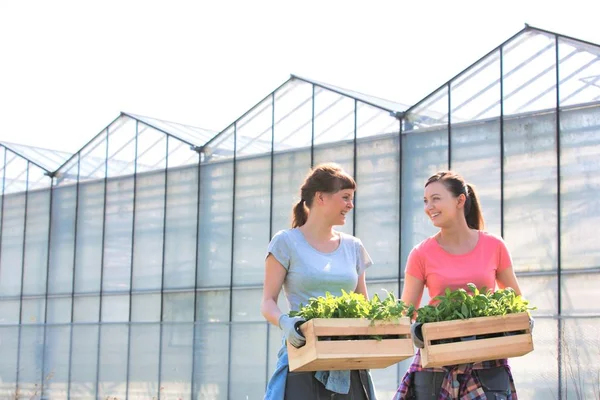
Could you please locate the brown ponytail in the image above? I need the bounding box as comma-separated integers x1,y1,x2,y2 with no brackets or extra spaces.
425,171,485,230
464,183,484,230
290,163,356,228
292,199,308,228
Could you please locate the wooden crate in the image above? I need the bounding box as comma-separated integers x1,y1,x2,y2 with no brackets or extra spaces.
287,317,414,372
420,312,533,368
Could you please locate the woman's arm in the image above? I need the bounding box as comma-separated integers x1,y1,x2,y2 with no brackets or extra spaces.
355,271,369,299
496,266,523,296
401,274,425,309
260,254,287,327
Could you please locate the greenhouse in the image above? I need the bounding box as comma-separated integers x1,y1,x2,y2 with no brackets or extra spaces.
0,25,599,399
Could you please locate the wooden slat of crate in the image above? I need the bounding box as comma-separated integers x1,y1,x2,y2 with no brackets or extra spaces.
420,312,533,368
287,318,414,372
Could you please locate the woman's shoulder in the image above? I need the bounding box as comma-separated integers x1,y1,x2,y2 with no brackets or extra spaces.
478,231,507,245
412,235,438,252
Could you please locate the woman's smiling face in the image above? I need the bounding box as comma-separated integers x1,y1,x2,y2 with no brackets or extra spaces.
423,181,462,228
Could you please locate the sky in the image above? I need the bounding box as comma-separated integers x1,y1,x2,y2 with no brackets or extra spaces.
1,0,598,153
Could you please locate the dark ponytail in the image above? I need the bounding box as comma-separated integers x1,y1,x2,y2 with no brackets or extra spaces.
425,171,485,230
290,163,356,228
292,199,308,228
464,183,484,230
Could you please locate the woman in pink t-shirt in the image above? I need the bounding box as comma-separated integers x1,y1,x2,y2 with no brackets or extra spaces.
393,171,525,400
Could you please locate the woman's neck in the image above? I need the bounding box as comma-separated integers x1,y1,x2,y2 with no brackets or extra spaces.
299,216,336,241
437,220,475,246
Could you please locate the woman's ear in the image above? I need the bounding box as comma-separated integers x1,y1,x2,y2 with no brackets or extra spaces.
456,193,467,209
315,191,325,205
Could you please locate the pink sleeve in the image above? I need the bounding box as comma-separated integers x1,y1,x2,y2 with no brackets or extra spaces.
497,238,513,272
405,247,426,281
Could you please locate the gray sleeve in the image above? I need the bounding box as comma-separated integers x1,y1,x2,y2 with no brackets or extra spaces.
356,238,373,276
266,230,291,271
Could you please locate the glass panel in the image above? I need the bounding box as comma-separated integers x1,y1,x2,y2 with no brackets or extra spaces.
18,325,44,398
48,186,76,295
404,86,449,132
193,323,229,400
101,293,130,322
503,111,557,272
46,296,72,324
560,104,600,269
356,103,399,139
195,290,230,322
97,324,128,399
450,119,502,236
73,295,100,322
128,324,160,399
162,292,194,322
267,322,283,378
43,325,70,399
198,161,233,287
559,37,600,107
561,273,600,316
0,299,20,323
164,166,198,289
516,274,557,316
503,31,556,116
160,323,193,399
0,193,26,296
273,80,313,151
22,190,51,296
451,50,501,121
313,143,355,235
74,180,104,294
232,157,271,285
132,171,165,291
59,131,106,186
0,326,18,397
69,324,98,399
509,317,558,398
355,136,400,279
204,125,234,163
21,297,45,324
106,117,137,178
103,177,134,292
313,90,355,145
135,124,167,173
400,128,448,269
166,137,198,167
235,98,273,157
232,288,262,322
561,318,600,399
3,152,28,194
131,293,161,322
230,323,267,399
271,150,311,236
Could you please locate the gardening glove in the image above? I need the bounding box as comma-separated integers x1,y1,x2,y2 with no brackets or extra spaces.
279,314,306,348
529,316,535,332
410,322,425,348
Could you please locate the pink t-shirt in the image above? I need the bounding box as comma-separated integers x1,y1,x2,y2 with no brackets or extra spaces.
405,231,512,304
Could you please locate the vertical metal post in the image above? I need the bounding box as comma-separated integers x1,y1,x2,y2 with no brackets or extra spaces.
226,123,237,400
555,34,563,399
447,83,452,170
94,129,110,399
67,153,82,399
15,162,30,395
265,93,276,387
500,47,505,239
40,175,55,398
311,85,315,168
125,120,140,400
157,136,170,400
352,99,358,236
190,149,202,400
396,116,403,386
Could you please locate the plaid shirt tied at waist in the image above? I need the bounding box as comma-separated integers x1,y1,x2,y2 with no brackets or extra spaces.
393,350,518,400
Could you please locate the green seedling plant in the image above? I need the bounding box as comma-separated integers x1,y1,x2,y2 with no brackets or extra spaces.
412,284,536,324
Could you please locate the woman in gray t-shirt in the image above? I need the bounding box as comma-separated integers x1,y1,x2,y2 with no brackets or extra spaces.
261,163,376,400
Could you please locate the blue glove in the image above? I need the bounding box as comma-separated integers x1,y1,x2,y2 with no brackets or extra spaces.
411,322,425,348
279,314,306,348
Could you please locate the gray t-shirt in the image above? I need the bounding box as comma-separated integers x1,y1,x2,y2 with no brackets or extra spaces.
267,228,373,312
